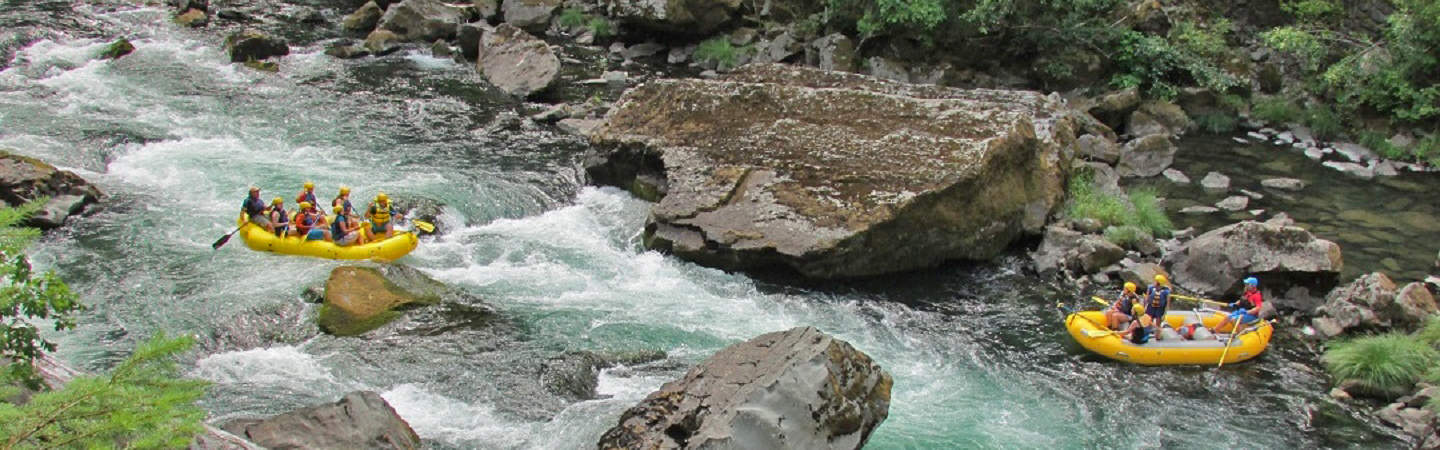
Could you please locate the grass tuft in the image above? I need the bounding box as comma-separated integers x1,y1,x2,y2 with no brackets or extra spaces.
1415,315,1440,347
1323,333,1438,397
1192,112,1238,133
557,7,586,28
1251,96,1302,124
1065,170,1174,245
694,37,739,68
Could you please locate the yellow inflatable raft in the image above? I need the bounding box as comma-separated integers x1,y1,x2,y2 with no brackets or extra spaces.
1064,310,1273,366
235,217,418,261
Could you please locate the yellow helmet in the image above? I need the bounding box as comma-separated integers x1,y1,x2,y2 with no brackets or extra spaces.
303,181,314,189
299,201,312,209
1154,274,1169,285
376,192,388,203
271,197,283,205
1123,282,1137,292
333,205,344,214
339,186,350,195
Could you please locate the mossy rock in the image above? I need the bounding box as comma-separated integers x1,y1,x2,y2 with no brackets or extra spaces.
98,38,135,60
243,59,279,72
316,266,442,336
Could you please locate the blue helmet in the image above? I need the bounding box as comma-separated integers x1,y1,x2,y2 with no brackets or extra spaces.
1243,277,1258,286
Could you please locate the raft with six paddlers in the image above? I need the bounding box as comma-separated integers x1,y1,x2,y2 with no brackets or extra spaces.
216,182,433,261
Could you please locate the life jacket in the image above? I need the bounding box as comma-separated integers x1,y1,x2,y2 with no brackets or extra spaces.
243,196,266,216
369,203,393,224
332,213,348,238
333,196,352,212
271,206,289,224
1237,289,1263,311
1129,324,1151,344
298,190,317,206
297,211,318,233
1146,285,1171,313
1113,291,1137,316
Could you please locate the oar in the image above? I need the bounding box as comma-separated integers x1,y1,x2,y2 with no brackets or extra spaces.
1090,296,1110,306
1172,293,1229,308
1217,320,1251,368
212,225,243,250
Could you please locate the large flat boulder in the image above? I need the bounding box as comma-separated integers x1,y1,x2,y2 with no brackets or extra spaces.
501,0,561,32
476,24,559,98
376,0,462,42
0,150,102,229
1165,219,1342,308
598,326,891,449
318,265,446,336
220,391,420,449
586,64,1078,278
600,0,741,36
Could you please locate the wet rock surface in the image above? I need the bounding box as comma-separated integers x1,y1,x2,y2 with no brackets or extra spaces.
587,64,1077,278
220,391,420,450
0,150,102,229
1165,219,1342,307
476,24,559,98
598,326,891,450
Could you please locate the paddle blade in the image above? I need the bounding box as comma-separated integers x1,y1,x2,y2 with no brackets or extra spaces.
1091,296,1111,306
412,220,435,233
212,233,233,250
1083,329,1116,338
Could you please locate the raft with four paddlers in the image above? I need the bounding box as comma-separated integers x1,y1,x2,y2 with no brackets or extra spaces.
233,215,419,261
1064,308,1274,366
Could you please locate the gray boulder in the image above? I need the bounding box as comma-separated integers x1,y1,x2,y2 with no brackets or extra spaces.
597,327,891,449
1216,195,1248,211
586,64,1079,278
1088,88,1139,130
0,150,103,229
751,31,798,64
1126,100,1190,137
1117,134,1176,177
1314,272,1394,337
1074,133,1120,164
503,0,561,32
1165,220,1342,304
474,0,499,20
601,0,741,36
864,56,910,83
1394,282,1438,327
1032,225,1124,276
342,1,383,33
476,24,559,98
456,22,489,60
1162,168,1189,184
1261,177,1304,191
221,391,420,449
1200,171,1230,190
811,33,855,72
1322,161,1375,179
363,29,403,55
377,0,463,42
224,29,288,62
1374,402,1436,437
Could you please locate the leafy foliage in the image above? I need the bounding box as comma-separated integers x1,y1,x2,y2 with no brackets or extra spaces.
557,7,586,28
1323,333,1438,397
586,16,613,38
0,199,81,387
1191,112,1239,133
0,333,208,449
1250,96,1302,124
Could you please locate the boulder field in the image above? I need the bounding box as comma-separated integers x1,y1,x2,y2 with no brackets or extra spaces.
586,64,1079,278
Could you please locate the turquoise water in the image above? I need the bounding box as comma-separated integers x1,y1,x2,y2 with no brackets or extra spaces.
0,2,1408,448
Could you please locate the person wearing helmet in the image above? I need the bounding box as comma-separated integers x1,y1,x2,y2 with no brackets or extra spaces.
268,197,292,237
1143,274,1172,340
332,186,353,212
331,205,364,246
294,201,331,242
1106,282,1142,330
1216,277,1264,332
366,192,403,238
1120,314,1154,345
295,181,319,208
242,186,273,233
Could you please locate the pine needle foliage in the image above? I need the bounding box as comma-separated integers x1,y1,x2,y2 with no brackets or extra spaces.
0,199,82,386
1323,333,1439,397
0,333,208,449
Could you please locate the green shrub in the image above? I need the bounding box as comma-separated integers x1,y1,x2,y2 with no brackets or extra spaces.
1323,333,1438,397
557,7,586,28
1359,131,1409,160
586,16,613,38
1103,225,1151,248
1192,112,1239,133
1065,171,1174,240
0,199,81,387
1303,104,1345,140
1128,189,1172,238
694,37,739,68
1251,96,1302,124
1416,315,1440,347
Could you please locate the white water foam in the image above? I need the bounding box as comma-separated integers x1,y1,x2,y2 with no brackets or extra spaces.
191,345,348,388
381,383,535,448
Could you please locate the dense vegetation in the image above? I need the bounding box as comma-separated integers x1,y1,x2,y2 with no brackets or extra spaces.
0,203,208,447
813,0,1438,163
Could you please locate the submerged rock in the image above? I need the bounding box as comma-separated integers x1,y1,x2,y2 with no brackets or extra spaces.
376,0,462,42
1261,177,1304,191
476,24,559,98
224,29,289,63
585,64,1078,278
97,38,134,60
597,326,891,449
0,150,103,229
318,265,446,336
221,391,420,449
1165,220,1342,306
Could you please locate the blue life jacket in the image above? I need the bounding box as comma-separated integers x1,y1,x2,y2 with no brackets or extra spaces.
271,206,288,224
332,213,348,238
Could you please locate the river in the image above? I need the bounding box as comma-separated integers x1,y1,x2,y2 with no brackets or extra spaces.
1,2,1424,448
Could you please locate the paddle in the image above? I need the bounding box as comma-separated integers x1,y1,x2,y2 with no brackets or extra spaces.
1171,293,1229,308
212,225,243,250
411,220,435,233
1217,320,1248,368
